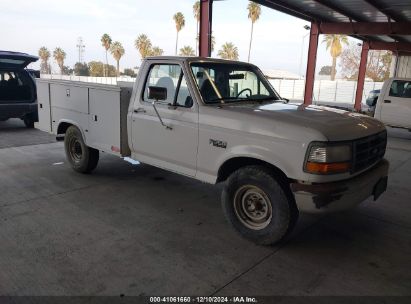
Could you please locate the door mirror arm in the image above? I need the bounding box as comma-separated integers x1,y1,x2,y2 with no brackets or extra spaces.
152,100,173,130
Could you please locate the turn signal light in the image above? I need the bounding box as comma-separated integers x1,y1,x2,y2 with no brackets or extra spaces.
306,161,350,174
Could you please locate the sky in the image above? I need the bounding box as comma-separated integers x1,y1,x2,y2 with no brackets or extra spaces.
0,0,359,75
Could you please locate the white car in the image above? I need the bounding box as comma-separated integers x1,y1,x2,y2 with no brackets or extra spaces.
373,77,411,131
36,57,389,245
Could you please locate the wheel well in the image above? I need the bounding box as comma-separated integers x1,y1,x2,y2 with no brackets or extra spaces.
217,157,289,183
57,122,72,135
218,157,298,221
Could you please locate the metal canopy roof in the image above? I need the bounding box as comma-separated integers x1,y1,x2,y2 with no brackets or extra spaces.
254,0,411,44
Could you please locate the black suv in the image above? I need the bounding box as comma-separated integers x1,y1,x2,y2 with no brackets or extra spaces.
0,51,39,127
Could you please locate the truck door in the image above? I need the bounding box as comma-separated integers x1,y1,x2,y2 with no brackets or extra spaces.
380,79,411,128
130,63,198,177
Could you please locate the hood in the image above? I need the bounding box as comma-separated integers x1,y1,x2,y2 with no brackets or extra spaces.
223,102,386,141
0,51,39,69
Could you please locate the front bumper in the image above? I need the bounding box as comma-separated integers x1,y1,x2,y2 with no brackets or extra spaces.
291,159,389,213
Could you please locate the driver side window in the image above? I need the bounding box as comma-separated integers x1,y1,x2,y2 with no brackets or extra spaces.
143,64,193,108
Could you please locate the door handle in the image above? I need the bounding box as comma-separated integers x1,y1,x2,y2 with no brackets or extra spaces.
384,100,391,103
134,108,146,113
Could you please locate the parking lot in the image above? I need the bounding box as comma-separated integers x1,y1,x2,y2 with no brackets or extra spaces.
0,118,410,296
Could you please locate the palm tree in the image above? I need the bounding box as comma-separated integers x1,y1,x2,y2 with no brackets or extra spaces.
110,41,125,76
135,34,152,59
100,34,112,76
322,34,349,81
150,46,164,56
38,47,50,74
53,47,66,75
217,42,239,60
247,1,261,62
193,1,200,55
173,12,185,55
179,46,195,56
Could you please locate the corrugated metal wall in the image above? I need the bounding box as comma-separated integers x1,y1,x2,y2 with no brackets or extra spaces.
396,56,411,78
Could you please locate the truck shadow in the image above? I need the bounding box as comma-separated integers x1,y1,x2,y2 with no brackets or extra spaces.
0,119,55,149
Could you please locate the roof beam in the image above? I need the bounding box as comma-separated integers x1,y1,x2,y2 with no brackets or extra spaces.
319,22,411,35
369,41,411,52
361,0,405,22
255,0,314,22
311,0,364,21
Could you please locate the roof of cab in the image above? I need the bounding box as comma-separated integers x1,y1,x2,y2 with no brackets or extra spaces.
144,56,254,66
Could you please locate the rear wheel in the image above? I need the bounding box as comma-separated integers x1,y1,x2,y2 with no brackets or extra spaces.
23,116,34,128
222,165,298,245
64,125,99,173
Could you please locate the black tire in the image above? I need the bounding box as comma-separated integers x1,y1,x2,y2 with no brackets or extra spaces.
64,125,99,173
23,116,34,128
222,165,298,245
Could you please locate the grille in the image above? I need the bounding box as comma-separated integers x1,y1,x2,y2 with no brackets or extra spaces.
352,130,387,173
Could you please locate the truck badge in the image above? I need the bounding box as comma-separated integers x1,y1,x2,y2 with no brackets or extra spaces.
209,139,227,149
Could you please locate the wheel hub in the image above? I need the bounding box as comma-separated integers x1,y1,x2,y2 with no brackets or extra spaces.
69,138,83,163
233,185,272,230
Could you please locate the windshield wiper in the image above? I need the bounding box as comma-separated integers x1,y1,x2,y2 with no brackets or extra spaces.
208,97,244,103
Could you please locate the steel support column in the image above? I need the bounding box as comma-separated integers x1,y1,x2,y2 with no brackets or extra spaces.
303,22,319,105
354,42,370,112
199,0,213,57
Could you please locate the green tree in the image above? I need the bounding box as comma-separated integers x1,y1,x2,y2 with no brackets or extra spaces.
88,61,117,77
339,42,392,82
53,47,66,75
322,34,349,80
173,12,185,55
38,46,50,74
62,66,73,75
193,1,200,55
218,42,239,60
101,34,112,76
122,68,137,77
319,65,332,76
179,46,195,56
135,34,152,59
247,1,261,62
110,41,125,76
74,62,90,76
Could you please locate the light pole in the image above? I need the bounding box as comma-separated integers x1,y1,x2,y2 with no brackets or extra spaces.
298,25,311,78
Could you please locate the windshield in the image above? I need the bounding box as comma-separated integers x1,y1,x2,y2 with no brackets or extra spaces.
191,62,279,104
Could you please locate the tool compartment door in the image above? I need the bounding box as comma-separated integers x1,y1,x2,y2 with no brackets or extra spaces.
35,80,52,132
88,87,122,155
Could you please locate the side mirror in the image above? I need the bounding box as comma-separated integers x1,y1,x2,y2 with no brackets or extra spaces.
185,96,194,108
148,86,172,130
366,96,378,107
148,86,167,101
282,98,289,104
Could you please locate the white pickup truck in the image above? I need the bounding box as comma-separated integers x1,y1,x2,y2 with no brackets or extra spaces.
36,57,389,245
366,77,411,131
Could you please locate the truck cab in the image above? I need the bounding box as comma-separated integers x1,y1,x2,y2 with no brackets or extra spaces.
373,77,411,130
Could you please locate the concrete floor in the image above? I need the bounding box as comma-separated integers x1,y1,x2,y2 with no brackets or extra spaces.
0,119,410,296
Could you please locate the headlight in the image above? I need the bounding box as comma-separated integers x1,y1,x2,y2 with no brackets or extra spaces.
304,143,352,174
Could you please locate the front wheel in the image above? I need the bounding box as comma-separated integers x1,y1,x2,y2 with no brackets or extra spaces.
64,125,99,173
222,166,298,245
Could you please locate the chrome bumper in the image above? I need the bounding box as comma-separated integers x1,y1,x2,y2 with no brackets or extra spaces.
291,159,389,213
